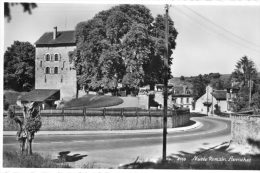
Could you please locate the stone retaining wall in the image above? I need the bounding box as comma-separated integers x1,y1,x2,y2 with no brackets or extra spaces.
230,113,260,153
4,110,190,131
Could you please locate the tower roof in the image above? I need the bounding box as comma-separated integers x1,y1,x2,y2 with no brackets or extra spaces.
35,30,76,47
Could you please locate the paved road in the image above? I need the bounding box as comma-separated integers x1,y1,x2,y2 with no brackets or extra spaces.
3,116,231,168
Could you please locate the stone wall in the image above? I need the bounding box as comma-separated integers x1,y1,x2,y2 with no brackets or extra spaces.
4,110,190,131
137,94,149,109
154,91,173,108
230,113,260,153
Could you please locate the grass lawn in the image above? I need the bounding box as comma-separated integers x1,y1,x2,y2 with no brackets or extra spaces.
64,94,124,109
120,144,260,170
3,151,70,168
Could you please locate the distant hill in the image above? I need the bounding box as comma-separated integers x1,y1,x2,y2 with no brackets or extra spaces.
169,77,193,88
173,72,260,81
220,72,260,81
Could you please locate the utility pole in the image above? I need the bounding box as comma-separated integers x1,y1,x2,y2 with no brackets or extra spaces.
206,86,209,116
249,78,252,108
162,4,169,163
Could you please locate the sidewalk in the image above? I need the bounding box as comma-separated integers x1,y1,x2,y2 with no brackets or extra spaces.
3,119,201,136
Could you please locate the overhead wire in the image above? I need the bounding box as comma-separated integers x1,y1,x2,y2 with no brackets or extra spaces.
184,6,260,48
171,6,260,54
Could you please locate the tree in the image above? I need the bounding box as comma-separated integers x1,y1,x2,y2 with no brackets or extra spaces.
251,91,260,110
231,56,257,85
8,102,41,155
210,78,224,90
4,3,37,22
191,74,209,100
121,23,152,88
231,86,250,112
230,56,258,111
4,41,35,91
75,5,178,91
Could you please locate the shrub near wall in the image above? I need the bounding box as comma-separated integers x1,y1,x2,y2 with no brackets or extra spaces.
4,109,190,131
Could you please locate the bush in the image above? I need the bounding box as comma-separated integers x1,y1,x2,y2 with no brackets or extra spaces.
4,100,10,110
214,104,221,115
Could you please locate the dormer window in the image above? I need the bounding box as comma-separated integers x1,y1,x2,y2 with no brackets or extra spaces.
45,54,50,61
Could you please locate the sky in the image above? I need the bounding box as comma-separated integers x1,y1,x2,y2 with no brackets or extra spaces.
3,2,260,77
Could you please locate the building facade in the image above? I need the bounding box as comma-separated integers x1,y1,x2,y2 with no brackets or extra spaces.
35,27,77,100
172,86,194,110
195,85,228,114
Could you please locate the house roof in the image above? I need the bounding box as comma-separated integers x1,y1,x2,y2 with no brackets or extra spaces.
19,89,60,102
4,91,26,105
35,30,76,47
211,90,227,100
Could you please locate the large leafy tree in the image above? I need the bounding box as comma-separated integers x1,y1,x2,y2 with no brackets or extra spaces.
4,41,35,91
75,4,178,91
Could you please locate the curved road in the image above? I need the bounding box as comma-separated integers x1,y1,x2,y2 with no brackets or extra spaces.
3,116,231,168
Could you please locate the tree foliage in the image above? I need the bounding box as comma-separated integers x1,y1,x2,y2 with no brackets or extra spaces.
4,3,37,22
230,56,259,111
74,4,178,91
231,56,257,85
4,41,35,91
190,73,224,100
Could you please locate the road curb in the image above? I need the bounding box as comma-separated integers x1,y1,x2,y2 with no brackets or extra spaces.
3,118,201,136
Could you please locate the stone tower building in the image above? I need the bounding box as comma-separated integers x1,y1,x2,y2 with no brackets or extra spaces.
35,27,77,100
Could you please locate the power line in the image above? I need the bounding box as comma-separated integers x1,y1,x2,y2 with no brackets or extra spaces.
173,7,260,54
184,6,260,48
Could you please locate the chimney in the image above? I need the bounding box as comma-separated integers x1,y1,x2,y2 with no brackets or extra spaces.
53,26,57,39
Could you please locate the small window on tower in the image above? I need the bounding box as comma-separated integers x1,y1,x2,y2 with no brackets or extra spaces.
45,67,50,74
40,61,42,67
54,67,58,74
45,54,50,61
54,54,59,61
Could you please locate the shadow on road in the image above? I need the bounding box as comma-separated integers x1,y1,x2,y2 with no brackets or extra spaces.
177,120,196,128
53,151,88,163
190,113,207,117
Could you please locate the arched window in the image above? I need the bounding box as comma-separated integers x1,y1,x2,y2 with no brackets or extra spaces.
45,67,50,74
54,67,58,74
45,54,50,61
40,61,42,67
54,54,59,61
